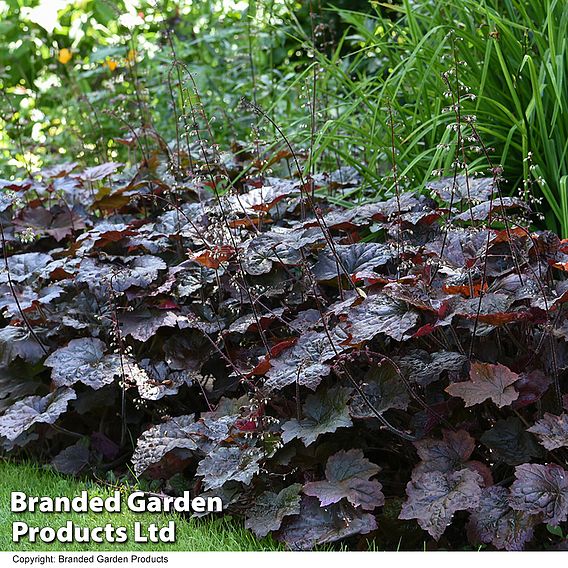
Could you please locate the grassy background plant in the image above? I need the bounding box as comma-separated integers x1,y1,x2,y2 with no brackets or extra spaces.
304,0,568,232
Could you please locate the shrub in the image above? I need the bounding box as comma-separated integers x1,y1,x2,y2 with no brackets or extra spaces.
1,134,568,550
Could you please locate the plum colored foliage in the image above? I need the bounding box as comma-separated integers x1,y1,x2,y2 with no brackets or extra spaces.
1,147,567,550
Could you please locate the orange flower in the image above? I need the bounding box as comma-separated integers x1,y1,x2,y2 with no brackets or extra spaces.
104,58,118,72
58,48,72,64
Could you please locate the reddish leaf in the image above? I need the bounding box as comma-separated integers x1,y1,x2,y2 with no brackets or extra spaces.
445,362,519,407
192,245,235,269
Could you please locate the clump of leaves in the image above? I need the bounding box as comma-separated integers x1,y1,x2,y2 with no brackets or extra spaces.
1,147,568,551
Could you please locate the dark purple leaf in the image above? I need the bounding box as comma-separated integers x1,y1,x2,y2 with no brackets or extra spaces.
399,468,483,540
467,486,537,551
0,326,46,365
450,293,522,325
79,162,123,181
346,294,418,343
119,310,180,343
313,243,393,281
512,370,551,409
454,197,529,222
135,360,192,400
241,234,302,275
480,417,542,465
229,179,300,213
131,415,234,476
303,449,384,510
91,432,119,460
265,330,346,391
0,387,76,444
0,252,52,284
349,363,409,418
528,413,568,450
510,463,568,526
196,446,263,490
413,429,475,477
396,350,467,387
281,386,352,446
245,484,302,537
276,496,377,550
113,255,167,291
0,284,63,317
44,337,123,390
51,439,90,474
426,176,495,203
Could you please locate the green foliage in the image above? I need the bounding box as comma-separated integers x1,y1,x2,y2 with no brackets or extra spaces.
0,0,316,176
310,0,568,233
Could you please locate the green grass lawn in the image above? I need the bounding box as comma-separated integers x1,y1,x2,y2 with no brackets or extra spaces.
0,460,283,552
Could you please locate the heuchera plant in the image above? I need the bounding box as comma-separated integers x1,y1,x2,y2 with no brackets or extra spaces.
1,145,568,550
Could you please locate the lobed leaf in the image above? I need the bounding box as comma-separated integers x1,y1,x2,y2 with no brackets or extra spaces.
245,484,302,538
281,386,352,446
0,388,76,445
527,413,568,450
510,463,568,526
303,449,384,510
445,361,519,407
399,468,483,540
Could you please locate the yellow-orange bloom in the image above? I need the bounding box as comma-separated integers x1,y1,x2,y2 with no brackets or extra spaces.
105,59,118,72
58,48,72,64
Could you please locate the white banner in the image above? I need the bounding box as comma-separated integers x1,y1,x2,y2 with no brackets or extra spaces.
0,551,556,568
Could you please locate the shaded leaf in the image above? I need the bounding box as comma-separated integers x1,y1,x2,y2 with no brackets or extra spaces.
510,463,568,526
51,439,90,474
512,370,551,409
467,486,537,551
349,363,409,418
399,468,482,540
397,350,467,387
0,388,76,444
480,417,542,465
91,432,119,460
276,496,377,550
303,449,384,510
445,362,519,407
0,326,46,365
245,484,302,538
281,386,352,446
528,412,568,450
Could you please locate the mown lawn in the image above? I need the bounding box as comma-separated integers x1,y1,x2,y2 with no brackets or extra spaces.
0,460,283,552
